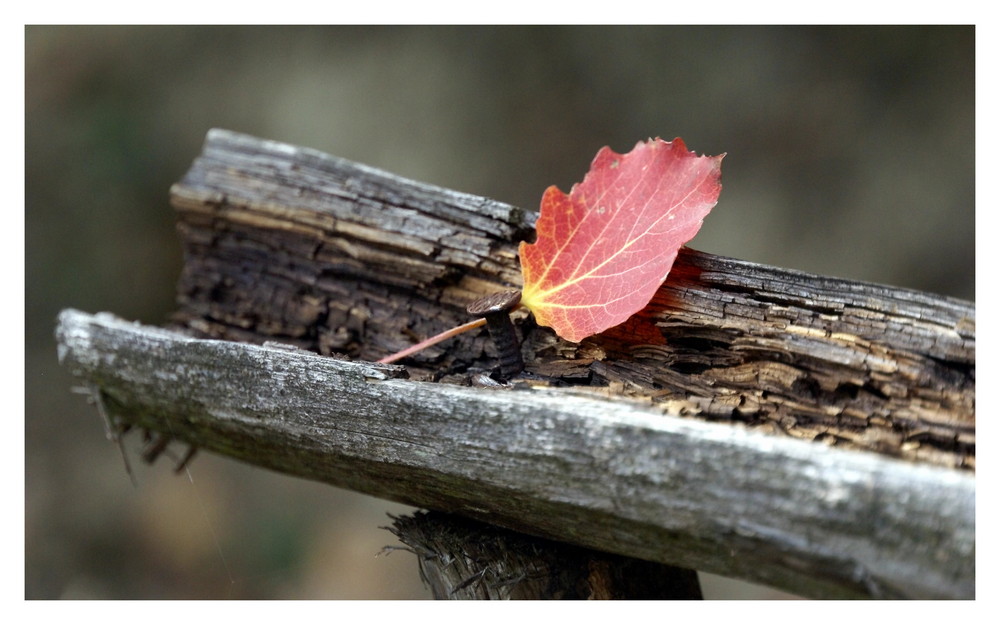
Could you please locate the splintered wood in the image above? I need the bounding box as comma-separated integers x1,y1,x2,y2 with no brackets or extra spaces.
387,511,703,599
170,130,974,472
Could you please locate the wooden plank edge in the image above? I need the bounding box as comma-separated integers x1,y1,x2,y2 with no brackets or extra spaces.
55,309,974,599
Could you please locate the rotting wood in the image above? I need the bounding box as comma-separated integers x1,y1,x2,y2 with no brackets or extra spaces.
56,309,974,599
169,129,974,471
386,511,703,599
57,129,975,599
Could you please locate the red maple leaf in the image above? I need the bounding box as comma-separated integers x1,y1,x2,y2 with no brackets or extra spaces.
519,138,723,342
377,137,723,366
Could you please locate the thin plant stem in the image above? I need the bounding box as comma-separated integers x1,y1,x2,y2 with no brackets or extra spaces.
377,318,487,364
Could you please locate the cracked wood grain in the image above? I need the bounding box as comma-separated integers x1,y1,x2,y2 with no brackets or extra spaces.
57,129,975,599
57,310,974,599
169,129,974,471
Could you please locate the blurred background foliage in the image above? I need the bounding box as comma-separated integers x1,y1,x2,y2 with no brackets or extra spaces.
26,25,973,599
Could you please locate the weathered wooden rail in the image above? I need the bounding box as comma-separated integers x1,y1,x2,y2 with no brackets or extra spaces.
56,129,974,599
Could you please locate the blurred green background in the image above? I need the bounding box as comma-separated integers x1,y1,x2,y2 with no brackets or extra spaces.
26,25,974,599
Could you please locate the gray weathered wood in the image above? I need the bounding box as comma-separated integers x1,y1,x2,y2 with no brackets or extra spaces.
59,129,975,599
168,129,974,471
56,309,974,599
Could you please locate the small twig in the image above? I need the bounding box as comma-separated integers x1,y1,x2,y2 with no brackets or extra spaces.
142,432,171,464
87,383,137,487
173,445,199,474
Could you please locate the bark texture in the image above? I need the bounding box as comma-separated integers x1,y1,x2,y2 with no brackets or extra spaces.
170,129,974,471
56,129,975,600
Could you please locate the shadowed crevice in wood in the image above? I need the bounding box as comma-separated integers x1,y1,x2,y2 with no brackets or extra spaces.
169,129,974,471
57,129,972,599
387,510,703,600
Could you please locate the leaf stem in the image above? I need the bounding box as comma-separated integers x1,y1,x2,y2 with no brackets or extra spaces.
376,318,487,364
